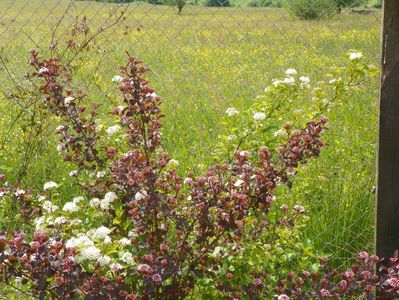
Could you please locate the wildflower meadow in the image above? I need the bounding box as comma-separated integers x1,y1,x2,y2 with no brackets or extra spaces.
0,0,393,299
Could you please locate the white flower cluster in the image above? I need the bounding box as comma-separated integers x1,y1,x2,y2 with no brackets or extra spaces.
234,179,245,187
106,125,121,135
285,68,297,76
225,107,239,117
96,171,106,178
349,52,363,60
42,200,59,213
274,129,286,138
167,159,179,167
38,67,49,74
78,246,101,262
43,181,58,190
34,213,68,230
65,235,103,263
211,246,226,258
271,68,311,89
64,96,74,106
253,112,266,121
119,238,131,247
299,76,311,88
54,216,67,225
96,191,118,210
63,196,84,213
135,190,148,201
112,75,123,83
120,252,134,264
35,216,48,230
92,226,112,242
98,255,112,266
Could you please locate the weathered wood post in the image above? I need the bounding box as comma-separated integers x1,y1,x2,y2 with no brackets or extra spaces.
376,0,399,281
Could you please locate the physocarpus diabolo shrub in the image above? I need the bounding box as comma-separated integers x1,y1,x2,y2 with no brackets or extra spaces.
0,50,398,299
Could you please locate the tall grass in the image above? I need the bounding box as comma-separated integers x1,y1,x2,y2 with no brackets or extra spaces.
0,0,381,268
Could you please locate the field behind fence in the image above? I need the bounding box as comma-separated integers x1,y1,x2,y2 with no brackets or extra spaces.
0,0,381,272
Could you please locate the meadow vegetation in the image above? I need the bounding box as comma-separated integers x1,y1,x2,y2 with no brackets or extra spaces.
0,0,383,298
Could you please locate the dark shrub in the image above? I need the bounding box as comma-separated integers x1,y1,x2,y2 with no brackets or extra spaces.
284,0,337,20
248,0,282,7
206,0,230,7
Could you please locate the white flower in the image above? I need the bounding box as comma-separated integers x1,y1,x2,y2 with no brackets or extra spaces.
234,179,244,187
56,144,63,152
69,170,78,177
264,87,270,93
285,68,297,75
212,246,225,258
349,52,363,60
278,294,290,300
63,201,80,213
56,125,65,132
98,255,111,266
35,216,46,230
43,181,58,190
96,171,106,178
120,252,134,264
54,216,67,225
73,196,84,204
135,190,148,201
168,159,179,167
119,238,131,247
93,226,111,240
100,201,111,210
38,195,46,202
294,205,305,213
253,112,266,121
104,236,112,244
38,67,49,74
104,192,117,203
15,189,26,196
272,80,283,87
112,75,123,83
239,150,249,157
64,96,74,106
274,129,286,137
106,125,121,135
100,192,117,210
42,201,58,213
225,107,239,117
283,77,295,85
79,246,101,261
90,198,100,208
66,235,94,249
299,76,310,84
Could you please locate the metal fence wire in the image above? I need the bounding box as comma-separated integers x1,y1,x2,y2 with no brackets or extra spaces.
0,0,381,268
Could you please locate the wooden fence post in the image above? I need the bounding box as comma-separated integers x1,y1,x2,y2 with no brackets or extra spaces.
376,0,399,273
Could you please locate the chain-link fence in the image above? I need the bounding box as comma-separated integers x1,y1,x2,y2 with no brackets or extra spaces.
0,0,381,268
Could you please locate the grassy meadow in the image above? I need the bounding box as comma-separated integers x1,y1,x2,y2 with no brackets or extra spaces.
0,0,381,295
